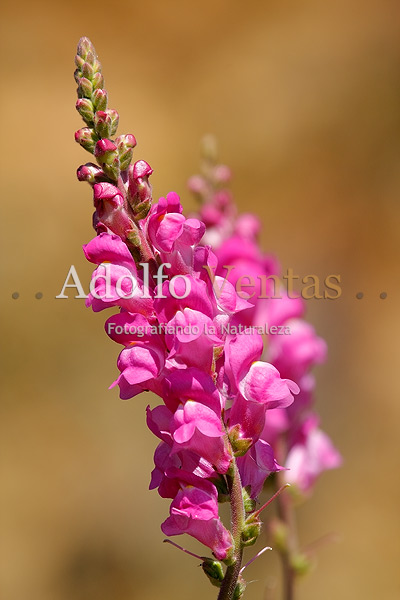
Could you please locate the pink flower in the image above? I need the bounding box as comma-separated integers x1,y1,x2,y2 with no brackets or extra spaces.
237,438,283,499
92,182,135,242
147,192,205,274
268,319,327,381
285,415,342,494
110,342,165,399
239,361,299,409
162,368,222,413
171,400,232,473
161,470,233,560
83,233,153,316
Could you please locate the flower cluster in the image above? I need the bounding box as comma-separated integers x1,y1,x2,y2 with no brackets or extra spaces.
74,39,302,599
188,139,342,499
74,39,341,599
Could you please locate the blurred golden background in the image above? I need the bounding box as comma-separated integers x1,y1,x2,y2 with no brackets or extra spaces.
1,1,400,599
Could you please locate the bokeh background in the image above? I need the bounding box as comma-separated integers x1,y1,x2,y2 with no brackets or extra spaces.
1,1,400,599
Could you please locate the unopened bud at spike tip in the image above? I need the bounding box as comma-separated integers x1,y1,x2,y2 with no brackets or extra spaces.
77,77,93,99
92,72,104,90
81,61,94,80
77,37,95,61
92,88,108,111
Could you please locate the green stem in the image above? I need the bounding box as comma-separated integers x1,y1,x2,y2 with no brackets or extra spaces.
275,442,298,600
217,458,245,600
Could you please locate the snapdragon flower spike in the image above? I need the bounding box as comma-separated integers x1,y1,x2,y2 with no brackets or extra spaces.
76,38,306,599
188,137,341,592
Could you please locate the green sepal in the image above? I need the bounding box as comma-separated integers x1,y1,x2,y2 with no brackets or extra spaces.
202,559,224,588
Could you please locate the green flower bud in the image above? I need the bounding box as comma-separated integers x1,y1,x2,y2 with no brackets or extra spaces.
81,61,94,80
290,552,312,577
77,37,95,61
242,487,256,513
92,88,108,111
94,139,120,180
76,98,94,125
228,425,253,457
116,134,136,170
92,72,104,90
77,77,93,99
233,576,246,600
134,199,152,221
92,57,102,73
75,127,98,153
75,55,85,69
108,109,119,135
269,518,289,553
241,520,261,546
93,109,119,139
126,229,141,247
202,559,224,588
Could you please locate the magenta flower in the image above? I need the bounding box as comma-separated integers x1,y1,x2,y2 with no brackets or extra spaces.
237,438,283,498
161,471,233,560
147,192,205,274
92,182,134,242
285,415,342,494
268,319,327,382
83,233,153,316
239,361,299,409
171,400,232,473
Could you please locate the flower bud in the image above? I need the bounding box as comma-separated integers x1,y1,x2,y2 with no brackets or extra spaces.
116,134,136,171
188,174,207,195
241,519,261,546
290,552,312,577
92,88,108,111
75,127,98,153
92,72,104,90
228,425,253,457
94,139,120,180
268,517,289,553
92,182,134,240
93,109,119,139
128,160,153,217
76,98,94,125
94,138,117,157
242,487,256,513
202,559,224,588
93,111,111,138
77,37,95,61
77,162,107,183
214,164,232,183
75,55,85,69
77,77,93,99
126,229,141,247
74,68,81,84
233,576,246,600
81,61,94,80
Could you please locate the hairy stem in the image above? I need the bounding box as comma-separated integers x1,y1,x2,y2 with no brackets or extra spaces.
217,457,245,600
